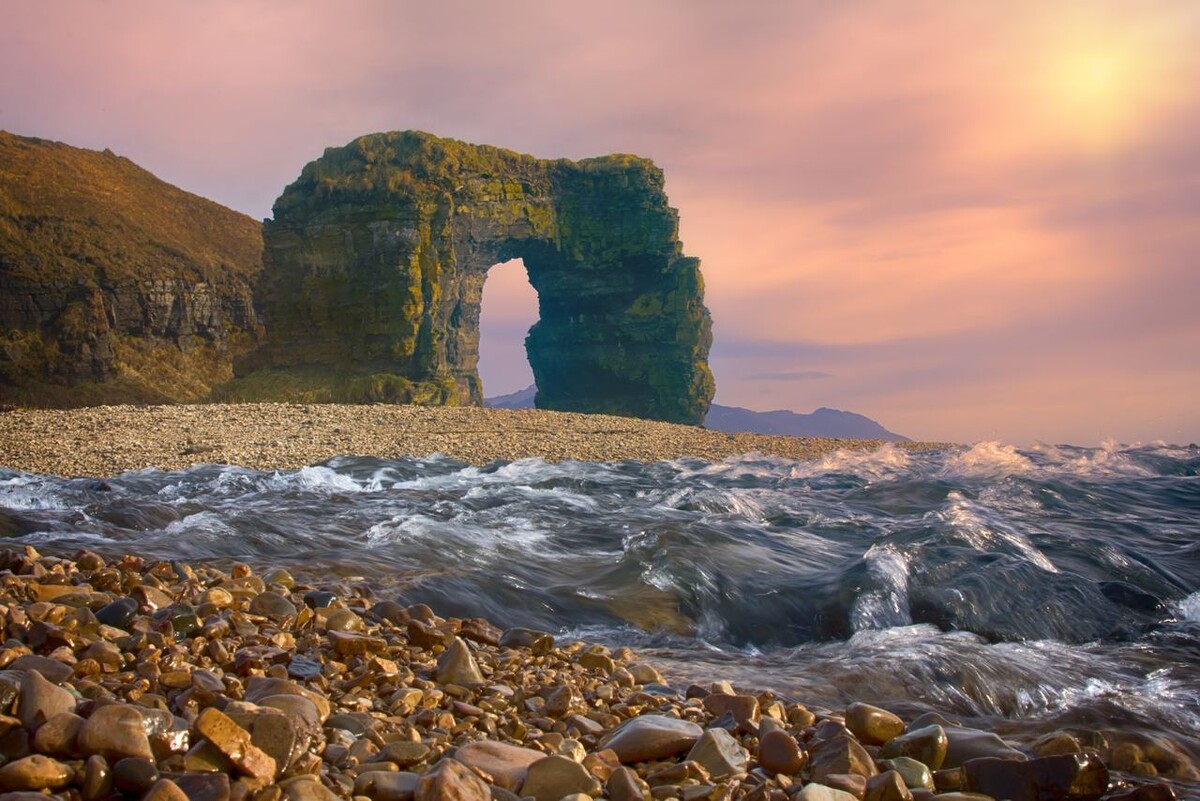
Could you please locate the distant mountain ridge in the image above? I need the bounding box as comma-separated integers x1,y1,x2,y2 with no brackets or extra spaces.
485,385,910,441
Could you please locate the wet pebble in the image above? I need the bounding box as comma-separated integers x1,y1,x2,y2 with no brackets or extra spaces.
521,754,603,801
78,702,154,761
112,756,160,794
759,728,805,776
0,754,73,792
16,670,76,732
601,715,704,763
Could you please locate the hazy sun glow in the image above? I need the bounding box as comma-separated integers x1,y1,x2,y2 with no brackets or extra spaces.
1029,22,1177,152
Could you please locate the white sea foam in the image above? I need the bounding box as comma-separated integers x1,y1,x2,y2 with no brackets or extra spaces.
939,441,1034,479
264,465,363,494
808,443,913,480
1175,591,1200,622
0,475,68,510
161,511,237,539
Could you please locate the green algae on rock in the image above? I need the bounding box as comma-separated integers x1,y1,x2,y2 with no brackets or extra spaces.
230,131,715,424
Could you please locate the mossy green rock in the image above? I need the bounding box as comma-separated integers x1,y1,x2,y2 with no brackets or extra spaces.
232,131,714,424
0,131,264,406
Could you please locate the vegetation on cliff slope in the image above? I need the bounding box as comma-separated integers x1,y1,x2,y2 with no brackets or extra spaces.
0,131,263,406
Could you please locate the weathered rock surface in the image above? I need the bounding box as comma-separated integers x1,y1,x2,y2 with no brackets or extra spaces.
0,131,263,406
232,131,714,424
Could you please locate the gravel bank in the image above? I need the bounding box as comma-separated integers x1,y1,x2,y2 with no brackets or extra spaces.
0,404,949,477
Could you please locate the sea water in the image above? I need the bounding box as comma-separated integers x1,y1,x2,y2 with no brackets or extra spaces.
2,441,1198,786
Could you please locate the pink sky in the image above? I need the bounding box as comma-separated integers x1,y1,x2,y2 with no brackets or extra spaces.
2,1,1197,444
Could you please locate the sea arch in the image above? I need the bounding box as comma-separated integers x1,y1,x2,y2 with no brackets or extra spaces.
233,131,714,425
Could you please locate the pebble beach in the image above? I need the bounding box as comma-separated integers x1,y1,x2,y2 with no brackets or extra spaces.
0,404,944,478
0,548,1170,801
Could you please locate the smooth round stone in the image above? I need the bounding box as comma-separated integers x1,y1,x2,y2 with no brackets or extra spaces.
520,755,603,801
941,726,1026,768
1031,731,1082,757
794,783,861,801
259,694,322,748
31,711,84,757
0,754,73,791
846,702,906,746
81,755,113,801
824,773,869,798
169,607,202,639
600,714,704,763
287,656,323,680
78,703,154,761
83,640,124,670
244,676,331,722
249,591,298,620
499,627,555,652
303,590,337,609
143,777,190,801
172,772,232,801
881,724,949,770
17,669,76,731
240,710,296,775
370,741,430,768
809,735,878,783
435,638,485,686
112,756,160,794
368,600,409,625
686,728,748,778
759,729,805,775
324,714,369,737
415,758,490,801
702,694,760,729
879,757,935,790
963,754,1108,801
354,770,420,801
606,767,650,801
95,596,139,628
545,685,580,718
200,588,235,608
324,608,364,632
281,775,343,801
8,656,73,685
628,663,664,684
865,770,912,801
454,740,545,791
263,568,295,587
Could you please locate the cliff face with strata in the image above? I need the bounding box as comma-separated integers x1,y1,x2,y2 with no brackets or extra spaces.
0,132,264,406
231,131,714,424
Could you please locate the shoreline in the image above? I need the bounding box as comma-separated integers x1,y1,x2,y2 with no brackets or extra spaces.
0,547,1156,800
0,403,951,477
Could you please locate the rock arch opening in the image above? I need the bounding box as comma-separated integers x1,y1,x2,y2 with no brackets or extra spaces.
478,258,538,403
235,131,714,424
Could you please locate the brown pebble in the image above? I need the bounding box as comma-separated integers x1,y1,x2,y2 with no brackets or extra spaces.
415,758,490,801
196,707,278,780
865,770,912,801
0,754,73,792
30,711,84,757
759,729,805,775
112,757,161,794
846,703,905,746
78,703,154,761
16,669,76,732
607,766,651,801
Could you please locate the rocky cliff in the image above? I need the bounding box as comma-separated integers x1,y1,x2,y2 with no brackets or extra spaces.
0,132,264,406
230,131,714,424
